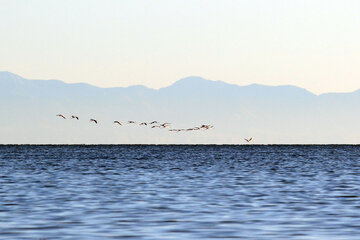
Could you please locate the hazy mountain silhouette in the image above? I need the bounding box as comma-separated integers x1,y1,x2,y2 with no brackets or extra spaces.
1,71,359,144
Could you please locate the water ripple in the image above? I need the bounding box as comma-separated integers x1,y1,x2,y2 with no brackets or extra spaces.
0,145,360,239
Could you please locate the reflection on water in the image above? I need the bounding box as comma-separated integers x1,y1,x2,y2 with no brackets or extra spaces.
1,145,360,239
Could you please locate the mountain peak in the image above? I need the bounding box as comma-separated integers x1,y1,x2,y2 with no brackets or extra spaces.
0,71,25,81
172,76,210,85
159,76,229,94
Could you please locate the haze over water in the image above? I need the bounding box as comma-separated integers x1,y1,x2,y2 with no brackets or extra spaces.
1,145,360,239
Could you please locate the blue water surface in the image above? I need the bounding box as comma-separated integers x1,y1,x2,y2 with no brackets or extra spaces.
0,145,360,239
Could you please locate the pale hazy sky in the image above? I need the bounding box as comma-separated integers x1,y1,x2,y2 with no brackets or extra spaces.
1,0,360,94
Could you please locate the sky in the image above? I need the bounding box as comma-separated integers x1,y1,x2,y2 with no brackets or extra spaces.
1,0,360,94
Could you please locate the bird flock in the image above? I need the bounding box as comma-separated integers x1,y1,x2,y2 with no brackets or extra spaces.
56,114,253,142
56,114,214,132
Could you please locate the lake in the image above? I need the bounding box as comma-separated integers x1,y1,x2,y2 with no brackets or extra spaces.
1,145,360,239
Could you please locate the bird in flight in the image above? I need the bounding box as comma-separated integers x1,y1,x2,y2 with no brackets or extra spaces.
200,125,213,130
56,114,66,119
139,122,148,126
160,123,171,128
244,138,252,143
90,119,98,124
128,121,136,124
71,115,79,120
149,121,158,124
114,120,122,125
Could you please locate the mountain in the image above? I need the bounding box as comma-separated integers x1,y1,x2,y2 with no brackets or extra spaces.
1,71,360,144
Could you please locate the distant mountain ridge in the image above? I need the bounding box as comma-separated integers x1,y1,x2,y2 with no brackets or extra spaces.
1,71,360,144
2,71,360,95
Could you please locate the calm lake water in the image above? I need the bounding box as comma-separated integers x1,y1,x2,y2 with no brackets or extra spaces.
1,145,360,239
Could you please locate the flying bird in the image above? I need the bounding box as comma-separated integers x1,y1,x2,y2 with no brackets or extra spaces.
90,119,98,124
149,121,158,124
114,121,122,125
160,123,171,128
139,122,148,126
56,114,66,119
128,121,136,124
200,125,213,130
244,138,252,143
169,129,183,132
71,115,79,120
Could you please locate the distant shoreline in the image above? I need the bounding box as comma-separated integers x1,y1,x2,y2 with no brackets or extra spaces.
1,144,359,146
